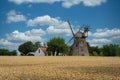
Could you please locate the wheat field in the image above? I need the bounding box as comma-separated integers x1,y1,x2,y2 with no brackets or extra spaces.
0,56,120,80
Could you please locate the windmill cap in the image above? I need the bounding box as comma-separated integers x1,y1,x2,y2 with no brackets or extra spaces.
75,30,85,37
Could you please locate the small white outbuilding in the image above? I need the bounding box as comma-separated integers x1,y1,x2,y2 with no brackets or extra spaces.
17,48,45,56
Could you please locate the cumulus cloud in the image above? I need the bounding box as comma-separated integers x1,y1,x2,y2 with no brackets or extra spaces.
0,39,13,46
46,26,71,36
8,0,60,5
27,15,72,36
6,29,45,42
0,28,45,50
62,0,107,8
7,10,26,23
82,0,106,6
88,28,120,47
0,39,18,50
9,0,107,8
89,38,112,46
27,15,60,26
92,28,120,38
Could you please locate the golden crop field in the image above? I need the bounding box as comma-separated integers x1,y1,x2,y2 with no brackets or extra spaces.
0,56,120,80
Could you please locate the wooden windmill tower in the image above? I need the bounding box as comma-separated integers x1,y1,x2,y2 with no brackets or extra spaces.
67,21,89,56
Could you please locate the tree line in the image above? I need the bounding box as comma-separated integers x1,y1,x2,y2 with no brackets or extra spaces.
17,37,120,56
0,49,16,56
88,43,120,56
0,37,120,56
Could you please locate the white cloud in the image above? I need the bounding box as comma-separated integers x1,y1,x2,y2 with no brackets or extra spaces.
25,29,46,36
90,38,112,44
7,10,26,23
88,28,120,47
27,15,72,36
6,29,45,42
8,0,60,4
0,28,45,50
62,0,107,8
47,26,71,36
88,38,112,47
9,0,107,8
81,0,106,6
111,36,120,40
0,39,13,46
27,15,60,26
0,39,18,50
92,28,120,38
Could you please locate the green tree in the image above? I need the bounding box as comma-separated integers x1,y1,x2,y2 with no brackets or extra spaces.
117,47,120,56
18,41,37,55
92,51,98,56
102,44,120,56
35,41,41,48
9,50,17,56
99,52,104,56
87,42,120,56
47,37,69,56
88,46,100,56
0,49,16,56
0,48,9,55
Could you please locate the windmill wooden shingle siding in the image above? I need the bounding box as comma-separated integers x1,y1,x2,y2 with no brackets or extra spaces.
67,21,89,56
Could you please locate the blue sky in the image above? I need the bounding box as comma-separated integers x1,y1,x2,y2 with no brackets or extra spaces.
0,0,120,50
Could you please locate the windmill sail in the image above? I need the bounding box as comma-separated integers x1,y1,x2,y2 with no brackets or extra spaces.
67,20,75,37
67,37,73,44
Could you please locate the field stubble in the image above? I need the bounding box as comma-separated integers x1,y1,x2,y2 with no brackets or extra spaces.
0,56,120,80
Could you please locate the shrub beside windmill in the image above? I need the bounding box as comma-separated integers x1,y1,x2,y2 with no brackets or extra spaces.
67,21,89,56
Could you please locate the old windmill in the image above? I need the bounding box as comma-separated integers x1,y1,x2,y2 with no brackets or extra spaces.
67,21,89,56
